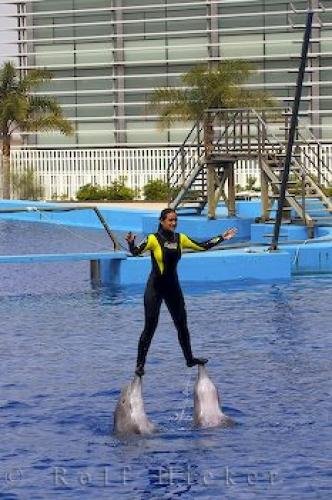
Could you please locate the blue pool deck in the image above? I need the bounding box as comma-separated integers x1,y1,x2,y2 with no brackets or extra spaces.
0,199,331,284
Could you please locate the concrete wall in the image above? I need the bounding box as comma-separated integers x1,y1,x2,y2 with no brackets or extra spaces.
101,249,291,285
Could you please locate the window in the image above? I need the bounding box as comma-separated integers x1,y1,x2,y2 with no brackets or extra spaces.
36,131,75,146
220,34,264,58
321,30,332,53
126,121,167,144
35,44,75,66
124,39,166,63
77,122,115,145
168,37,208,62
76,42,113,65
265,32,302,56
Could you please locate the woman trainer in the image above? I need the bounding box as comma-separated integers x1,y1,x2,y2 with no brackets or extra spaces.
126,208,237,377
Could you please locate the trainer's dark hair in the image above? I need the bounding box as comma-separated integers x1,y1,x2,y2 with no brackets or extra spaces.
159,208,176,221
158,208,177,230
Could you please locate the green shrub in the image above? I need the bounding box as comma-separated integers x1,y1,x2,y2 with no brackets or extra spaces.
143,179,201,201
324,186,332,197
105,180,135,200
76,184,107,201
144,179,171,201
76,179,135,201
11,167,44,200
245,175,257,191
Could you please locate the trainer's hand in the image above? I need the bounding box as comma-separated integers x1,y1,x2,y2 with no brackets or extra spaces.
222,227,237,240
125,231,136,244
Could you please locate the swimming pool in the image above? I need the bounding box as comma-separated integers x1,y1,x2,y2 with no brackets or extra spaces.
0,221,331,498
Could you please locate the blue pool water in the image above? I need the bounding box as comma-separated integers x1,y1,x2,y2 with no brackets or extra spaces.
0,221,331,499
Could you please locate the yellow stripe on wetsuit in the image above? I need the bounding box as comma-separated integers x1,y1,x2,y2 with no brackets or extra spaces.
137,234,164,274
149,234,164,274
150,234,207,274
134,233,221,275
179,233,207,251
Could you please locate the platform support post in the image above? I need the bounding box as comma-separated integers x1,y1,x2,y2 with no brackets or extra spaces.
260,169,270,221
227,164,236,217
90,259,101,285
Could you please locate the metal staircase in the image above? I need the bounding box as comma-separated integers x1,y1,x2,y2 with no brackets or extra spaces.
255,110,332,229
167,123,204,214
167,107,332,231
167,110,244,215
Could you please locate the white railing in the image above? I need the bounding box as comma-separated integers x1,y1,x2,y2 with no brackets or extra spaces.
9,145,332,200
10,147,256,199
301,144,332,185
11,148,179,200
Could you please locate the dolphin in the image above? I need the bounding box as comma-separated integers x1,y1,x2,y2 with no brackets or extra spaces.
113,375,156,436
193,365,234,428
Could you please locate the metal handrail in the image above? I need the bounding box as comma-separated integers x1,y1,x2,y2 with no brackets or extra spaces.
207,106,287,113
298,146,331,185
267,105,332,181
168,147,205,189
251,108,307,176
252,108,332,185
297,130,332,178
167,100,330,216
167,108,241,192
0,205,121,251
166,118,203,184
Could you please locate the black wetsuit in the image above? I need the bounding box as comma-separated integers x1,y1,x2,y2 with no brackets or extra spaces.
129,228,224,372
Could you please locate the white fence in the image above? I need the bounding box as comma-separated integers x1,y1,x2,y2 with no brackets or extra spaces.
11,148,181,200
9,145,332,200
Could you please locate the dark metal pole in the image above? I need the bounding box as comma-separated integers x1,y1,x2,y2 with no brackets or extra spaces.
270,10,314,251
93,207,120,251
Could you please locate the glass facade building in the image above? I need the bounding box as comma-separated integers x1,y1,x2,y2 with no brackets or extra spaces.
7,0,332,147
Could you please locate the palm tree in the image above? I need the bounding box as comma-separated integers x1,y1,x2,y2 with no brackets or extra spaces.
150,61,275,217
0,61,73,199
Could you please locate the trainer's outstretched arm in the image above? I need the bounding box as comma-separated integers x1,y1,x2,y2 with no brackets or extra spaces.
125,232,154,256
180,227,237,251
